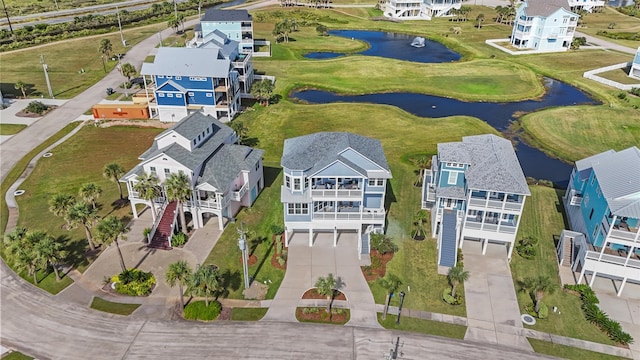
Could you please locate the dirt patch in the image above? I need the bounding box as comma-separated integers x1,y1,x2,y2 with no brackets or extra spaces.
217,307,232,321
361,250,394,282
98,119,173,129
301,288,346,301
242,281,268,300
240,254,258,266
296,307,350,324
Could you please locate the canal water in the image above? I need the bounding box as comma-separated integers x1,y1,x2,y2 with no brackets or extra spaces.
296,30,600,186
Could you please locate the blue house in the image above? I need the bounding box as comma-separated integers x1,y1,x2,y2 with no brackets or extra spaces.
140,47,241,122
629,47,640,80
422,134,530,270
193,9,254,54
559,146,640,296
510,0,578,52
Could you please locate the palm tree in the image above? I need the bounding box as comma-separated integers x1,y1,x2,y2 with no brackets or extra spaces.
168,17,181,33
379,273,402,319
476,13,485,30
519,276,558,313
34,233,67,281
133,172,161,221
120,62,137,82
315,273,337,313
166,260,193,311
250,79,274,106
447,266,470,298
165,172,191,235
187,264,221,307
48,193,76,226
79,183,102,209
412,210,428,239
95,215,128,272
229,120,249,145
14,81,27,98
103,162,126,200
66,201,99,251
98,38,113,58
5,229,40,284
414,156,430,186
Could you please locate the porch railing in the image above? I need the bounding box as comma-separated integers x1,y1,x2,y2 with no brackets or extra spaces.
464,220,517,234
311,189,363,198
232,182,249,201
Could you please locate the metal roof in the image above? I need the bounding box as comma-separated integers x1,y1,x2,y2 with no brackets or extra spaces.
589,147,640,218
140,47,230,78
523,0,573,17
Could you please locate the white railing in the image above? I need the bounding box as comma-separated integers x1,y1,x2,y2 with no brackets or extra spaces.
609,229,640,243
312,211,385,221
585,251,640,269
232,183,249,201
468,197,523,211
168,208,178,248
464,221,517,234
186,199,222,210
570,195,583,206
147,201,169,244
311,189,363,198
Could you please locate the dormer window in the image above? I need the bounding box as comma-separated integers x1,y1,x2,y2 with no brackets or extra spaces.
293,178,301,191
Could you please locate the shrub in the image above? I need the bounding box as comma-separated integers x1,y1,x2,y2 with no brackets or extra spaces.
442,288,463,305
270,224,284,235
111,269,155,296
370,233,398,255
143,227,152,238
25,101,49,114
537,302,549,319
516,237,538,259
172,232,187,247
618,92,628,100
630,88,640,97
183,300,222,321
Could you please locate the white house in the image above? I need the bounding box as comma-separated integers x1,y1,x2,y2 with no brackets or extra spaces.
192,9,254,54
422,134,530,268
510,0,578,52
558,146,640,296
383,0,461,20
122,112,264,249
567,0,604,12
280,132,392,258
629,47,640,80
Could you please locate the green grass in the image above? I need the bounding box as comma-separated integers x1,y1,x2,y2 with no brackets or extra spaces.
230,307,268,321
527,338,626,360
1,351,34,360
597,67,640,85
511,186,615,345
578,7,640,49
90,297,141,315
377,313,467,339
0,124,28,135
3,0,123,16
13,267,74,294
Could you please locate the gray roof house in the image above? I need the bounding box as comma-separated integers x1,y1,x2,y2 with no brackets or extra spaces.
423,134,530,268
280,132,392,258
121,112,264,248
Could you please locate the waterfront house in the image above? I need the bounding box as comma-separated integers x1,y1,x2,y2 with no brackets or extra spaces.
384,0,461,20
558,146,640,296
192,9,254,54
629,47,640,80
567,0,604,12
122,112,264,248
422,134,530,269
510,0,578,52
280,132,392,258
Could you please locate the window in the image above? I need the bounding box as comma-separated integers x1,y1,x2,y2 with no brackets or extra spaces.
189,76,207,81
446,162,464,168
285,175,291,189
164,168,170,175
255,161,260,171
590,175,596,186
445,198,453,208
150,166,157,175
158,93,165,97
188,92,194,96
157,75,165,79
368,178,384,186
166,76,173,79
176,94,182,98
193,139,197,145
468,209,477,216
206,93,213,97
589,208,594,220
368,179,376,186
596,186,601,198
167,93,174,97
447,171,457,185
287,203,309,215
175,76,182,80
377,179,384,186
293,178,301,191
592,225,599,239
584,194,590,206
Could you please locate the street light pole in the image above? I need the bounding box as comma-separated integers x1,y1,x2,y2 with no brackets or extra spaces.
238,222,250,289
1,0,13,38
116,5,126,47
396,291,405,324
40,55,54,99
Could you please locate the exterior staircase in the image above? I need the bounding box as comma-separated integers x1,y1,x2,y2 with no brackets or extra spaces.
439,210,457,268
148,201,177,250
561,236,573,267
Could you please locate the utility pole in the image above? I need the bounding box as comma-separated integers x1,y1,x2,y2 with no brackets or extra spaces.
158,31,163,47
53,0,59,11
116,5,125,46
174,0,178,19
40,55,54,99
1,0,13,38
237,222,250,290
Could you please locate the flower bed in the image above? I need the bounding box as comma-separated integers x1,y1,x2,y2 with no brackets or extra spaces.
301,288,346,301
110,269,155,296
362,250,394,281
296,307,350,324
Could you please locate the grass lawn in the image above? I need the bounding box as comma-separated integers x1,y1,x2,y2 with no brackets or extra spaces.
230,307,268,321
578,7,640,49
1,351,34,360
519,105,640,163
596,67,640,85
0,124,28,135
377,313,467,339
527,338,625,360
511,186,615,345
3,0,121,16
90,297,141,315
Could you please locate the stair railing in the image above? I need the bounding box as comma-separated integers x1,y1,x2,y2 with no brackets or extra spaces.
167,204,179,248
147,200,169,244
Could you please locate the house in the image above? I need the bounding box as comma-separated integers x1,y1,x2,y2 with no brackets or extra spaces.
140,47,244,122
121,112,264,248
558,146,640,296
280,132,392,258
422,134,530,269
567,0,604,12
383,0,461,20
192,9,254,55
510,0,579,52
629,47,640,80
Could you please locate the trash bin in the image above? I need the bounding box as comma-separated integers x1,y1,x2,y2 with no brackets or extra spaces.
106,88,114,96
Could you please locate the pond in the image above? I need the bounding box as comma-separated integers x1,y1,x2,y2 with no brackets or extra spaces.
304,30,461,63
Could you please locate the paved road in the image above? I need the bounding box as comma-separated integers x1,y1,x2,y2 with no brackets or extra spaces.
576,31,637,55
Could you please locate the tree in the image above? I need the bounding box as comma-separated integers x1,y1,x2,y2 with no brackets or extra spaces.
103,162,126,200
229,120,249,145
250,79,274,106
95,215,128,272
379,273,402,319
48,193,76,226
66,201,99,251
447,266,470,298
133,172,161,221
34,233,67,281
165,172,191,235
98,38,113,58
187,264,221,307
168,16,181,33
120,63,137,82
476,13,485,29
315,273,337,313
4,228,40,284
79,183,102,209
519,276,558,313
412,210,428,239
414,156,430,186
14,81,27,98
316,24,328,36
165,260,193,311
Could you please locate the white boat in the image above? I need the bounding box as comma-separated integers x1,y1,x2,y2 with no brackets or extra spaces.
411,36,426,48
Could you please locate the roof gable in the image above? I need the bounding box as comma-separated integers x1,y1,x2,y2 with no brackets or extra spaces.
156,80,187,93
312,160,365,178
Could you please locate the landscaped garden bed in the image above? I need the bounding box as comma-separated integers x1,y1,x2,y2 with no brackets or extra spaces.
302,288,346,301
107,269,156,297
296,307,350,325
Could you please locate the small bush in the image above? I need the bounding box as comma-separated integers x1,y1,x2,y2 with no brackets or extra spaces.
538,302,549,319
516,237,538,259
270,224,284,235
618,92,628,100
630,88,640,97
25,101,49,114
143,227,152,238
183,300,222,321
442,288,463,305
370,233,398,255
111,269,155,296
172,232,187,247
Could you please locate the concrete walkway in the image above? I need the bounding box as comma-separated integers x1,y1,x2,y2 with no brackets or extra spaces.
462,241,533,351
576,31,638,55
263,232,380,328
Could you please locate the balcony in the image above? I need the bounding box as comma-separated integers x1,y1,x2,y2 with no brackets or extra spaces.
311,188,363,199
468,196,524,212
585,250,640,271
570,194,583,206
312,211,385,221
464,218,517,234
609,228,640,243
214,84,228,92
232,183,249,201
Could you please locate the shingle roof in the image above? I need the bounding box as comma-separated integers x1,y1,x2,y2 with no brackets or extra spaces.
281,132,391,176
438,134,531,195
588,147,640,218
166,112,219,140
197,30,239,58
524,0,572,17
200,145,264,190
202,9,251,22
140,47,230,78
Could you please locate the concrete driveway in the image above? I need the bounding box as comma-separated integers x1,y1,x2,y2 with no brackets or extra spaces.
462,241,533,351
263,232,380,328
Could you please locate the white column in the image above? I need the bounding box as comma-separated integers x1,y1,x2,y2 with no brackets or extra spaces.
482,238,488,255
333,227,337,247
309,228,313,247
507,241,514,261
131,202,139,219
589,272,597,286
578,267,586,284
617,277,627,297
284,227,289,247
217,213,224,230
